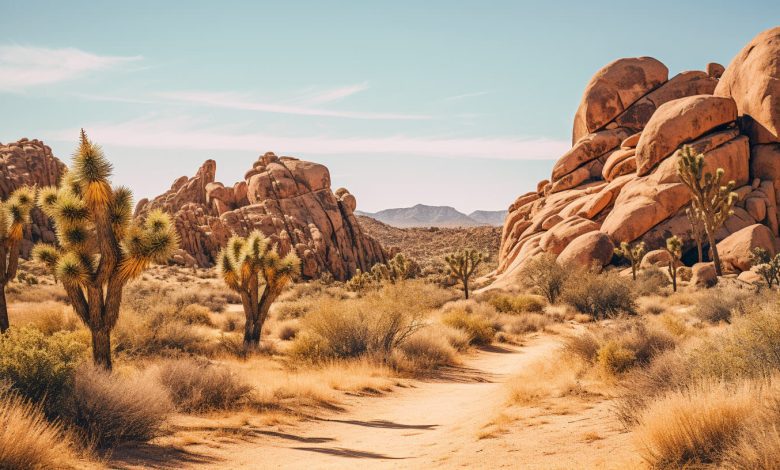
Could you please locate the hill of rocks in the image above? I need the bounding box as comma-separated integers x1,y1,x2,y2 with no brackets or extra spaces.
497,27,780,285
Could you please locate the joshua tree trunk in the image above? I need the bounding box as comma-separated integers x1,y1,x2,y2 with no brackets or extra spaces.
631,264,637,281
463,278,469,299
669,262,677,292
0,287,8,333
91,327,112,370
705,226,723,276
242,284,278,348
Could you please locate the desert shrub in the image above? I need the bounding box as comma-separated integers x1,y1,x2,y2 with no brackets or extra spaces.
693,286,753,324
393,327,457,371
520,254,569,303
157,358,253,412
221,312,243,332
597,341,636,375
501,312,552,334
441,303,496,346
276,321,300,341
0,387,79,469
175,304,214,326
9,301,81,335
723,419,780,470
0,327,86,413
639,297,667,316
633,267,669,297
561,270,636,319
113,309,211,357
564,331,600,363
488,294,545,314
275,300,311,320
66,365,172,448
438,324,471,352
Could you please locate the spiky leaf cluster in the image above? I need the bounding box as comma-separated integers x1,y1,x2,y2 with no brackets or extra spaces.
345,254,420,292
614,240,646,281
750,247,780,288
0,186,36,242
217,230,301,294
445,249,484,280
33,131,178,287
677,146,737,235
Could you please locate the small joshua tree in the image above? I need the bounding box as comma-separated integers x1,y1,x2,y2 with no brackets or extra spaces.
750,247,780,288
217,231,300,349
686,206,705,263
445,249,484,299
665,236,682,292
677,145,737,276
614,241,646,281
33,131,178,369
0,186,36,332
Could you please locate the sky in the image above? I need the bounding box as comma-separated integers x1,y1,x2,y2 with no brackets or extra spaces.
1,1,777,213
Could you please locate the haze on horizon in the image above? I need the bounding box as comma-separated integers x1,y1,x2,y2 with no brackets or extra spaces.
1,0,777,213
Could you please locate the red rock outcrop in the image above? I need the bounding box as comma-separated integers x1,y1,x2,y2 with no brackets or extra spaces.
0,138,66,256
497,27,780,282
136,152,386,280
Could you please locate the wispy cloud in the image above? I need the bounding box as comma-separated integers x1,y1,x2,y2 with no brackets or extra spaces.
443,91,490,102
0,45,141,92
48,115,569,160
158,90,429,121
292,82,369,105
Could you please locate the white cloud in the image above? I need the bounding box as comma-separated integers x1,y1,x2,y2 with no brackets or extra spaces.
443,91,490,102
158,90,430,121
293,82,369,105
0,45,141,92
47,115,569,160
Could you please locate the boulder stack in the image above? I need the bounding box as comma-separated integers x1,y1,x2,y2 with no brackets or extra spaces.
497,27,780,283
136,152,386,280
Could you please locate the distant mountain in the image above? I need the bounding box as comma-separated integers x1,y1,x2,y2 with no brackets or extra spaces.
356,204,506,228
468,210,508,226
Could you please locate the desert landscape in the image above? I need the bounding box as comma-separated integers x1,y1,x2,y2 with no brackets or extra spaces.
2,4,780,470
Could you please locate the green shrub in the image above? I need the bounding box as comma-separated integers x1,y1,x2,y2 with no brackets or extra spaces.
562,271,636,319
597,341,637,374
0,327,86,414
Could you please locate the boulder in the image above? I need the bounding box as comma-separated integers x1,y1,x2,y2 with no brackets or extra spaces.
641,249,678,269
635,95,738,176
556,231,615,269
539,216,600,255
715,27,780,144
691,262,718,288
676,266,693,282
716,224,776,272
706,62,725,79
552,128,630,181
737,269,762,285
572,57,668,143
621,132,642,149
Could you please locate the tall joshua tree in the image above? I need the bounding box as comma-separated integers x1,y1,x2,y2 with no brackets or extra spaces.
0,186,36,332
677,145,737,276
218,231,300,349
665,236,682,292
445,249,484,299
614,241,646,281
685,205,705,263
33,131,178,369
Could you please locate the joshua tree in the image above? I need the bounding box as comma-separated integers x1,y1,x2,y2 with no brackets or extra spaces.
685,206,706,263
614,241,646,281
750,247,780,288
217,231,300,349
0,186,36,332
445,249,484,299
665,236,682,292
33,131,178,369
677,146,737,276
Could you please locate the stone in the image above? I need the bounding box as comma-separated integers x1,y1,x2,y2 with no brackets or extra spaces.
621,132,642,149
640,249,678,269
716,224,776,272
715,27,780,144
572,57,668,143
538,216,600,255
691,262,718,288
707,62,726,78
556,231,615,269
745,197,767,222
677,266,693,282
552,128,630,181
635,95,738,176
602,148,636,180
737,269,762,285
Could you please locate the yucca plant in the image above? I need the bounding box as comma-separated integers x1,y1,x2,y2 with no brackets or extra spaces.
33,131,178,369
665,236,682,292
217,231,300,349
0,186,36,332
677,145,737,276
614,241,646,281
445,249,484,299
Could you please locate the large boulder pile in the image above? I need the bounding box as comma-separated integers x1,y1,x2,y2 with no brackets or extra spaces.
0,138,66,256
497,27,780,284
135,152,387,280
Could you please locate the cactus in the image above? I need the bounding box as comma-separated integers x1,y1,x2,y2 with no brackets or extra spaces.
0,186,36,332
445,249,484,299
665,236,682,292
33,131,178,369
217,230,300,349
677,145,737,276
614,241,646,281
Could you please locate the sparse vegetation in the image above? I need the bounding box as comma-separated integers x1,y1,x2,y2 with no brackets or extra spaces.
614,241,646,281
0,186,35,333
750,246,780,288
520,254,569,303
561,270,636,319
445,249,484,299
664,236,682,292
157,358,253,412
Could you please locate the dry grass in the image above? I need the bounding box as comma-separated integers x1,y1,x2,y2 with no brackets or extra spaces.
0,388,80,469
393,326,458,372
157,358,253,412
505,355,583,405
440,301,496,346
561,270,636,319
7,301,81,334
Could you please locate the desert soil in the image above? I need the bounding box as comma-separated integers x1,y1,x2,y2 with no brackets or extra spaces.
116,329,642,469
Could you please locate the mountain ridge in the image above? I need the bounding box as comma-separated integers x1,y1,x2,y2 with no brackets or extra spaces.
356,204,507,228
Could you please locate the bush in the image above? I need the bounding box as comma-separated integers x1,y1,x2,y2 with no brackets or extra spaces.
275,300,311,320
520,254,569,303
441,303,496,346
0,327,86,414
114,309,211,357
66,365,172,448
157,359,253,412
276,321,299,341
0,388,79,469
633,267,669,297
175,304,214,326
693,286,753,324
393,328,457,371
597,341,636,375
488,294,545,314
561,271,636,319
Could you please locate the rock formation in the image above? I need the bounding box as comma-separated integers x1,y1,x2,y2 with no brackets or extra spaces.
497,27,780,283
0,138,66,256
135,152,386,280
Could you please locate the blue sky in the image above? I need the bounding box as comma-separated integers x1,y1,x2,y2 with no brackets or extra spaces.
1,1,777,212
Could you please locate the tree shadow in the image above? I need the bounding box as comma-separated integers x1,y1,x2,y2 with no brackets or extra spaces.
291,446,407,460
109,442,218,469
322,418,438,430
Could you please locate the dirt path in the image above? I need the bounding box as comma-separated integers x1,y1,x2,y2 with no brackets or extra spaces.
160,331,639,469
